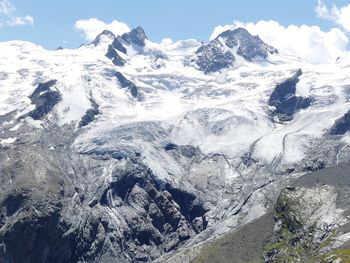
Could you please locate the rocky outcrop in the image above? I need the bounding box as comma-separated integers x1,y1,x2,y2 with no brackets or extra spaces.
329,110,350,135
104,27,148,67
111,38,127,54
195,39,235,73
194,27,277,73
192,164,350,263
79,98,100,128
114,71,143,100
120,26,147,47
27,80,61,120
0,123,208,263
94,27,147,50
92,30,116,46
99,159,207,260
106,45,125,66
269,69,311,121
264,184,344,262
219,27,278,61
103,27,168,70
0,137,67,263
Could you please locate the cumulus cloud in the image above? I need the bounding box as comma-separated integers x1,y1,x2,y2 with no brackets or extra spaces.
210,20,349,64
74,18,130,41
210,24,235,41
0,0,14,15
316,0,350,32
0,0,33,26
7,15,33,26
160,38,173,46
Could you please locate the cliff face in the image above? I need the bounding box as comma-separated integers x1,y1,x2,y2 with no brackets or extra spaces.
0,124,210,263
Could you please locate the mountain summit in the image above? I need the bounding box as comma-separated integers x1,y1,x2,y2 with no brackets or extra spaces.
92,30,116,46
121,26,148,47
195,27,278,73
219,27,278,60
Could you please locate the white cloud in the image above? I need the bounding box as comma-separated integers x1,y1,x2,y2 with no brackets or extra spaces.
210,20,349,64
0,0,14,15
0,0,33,26
160,38,173,46
7,15,33,26
74,18,130,41
315,0,337,20
316,1,350,32
210,24,234,41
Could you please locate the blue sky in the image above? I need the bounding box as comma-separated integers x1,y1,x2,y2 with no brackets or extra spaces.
0,0,350,50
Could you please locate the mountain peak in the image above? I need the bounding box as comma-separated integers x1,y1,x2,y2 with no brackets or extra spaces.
100,29,116,38
103,26,150,66
92,30,116,46
219,27,250,38
194,27,278,73
121,26,148,47
194,39,235,73
217,27,278,61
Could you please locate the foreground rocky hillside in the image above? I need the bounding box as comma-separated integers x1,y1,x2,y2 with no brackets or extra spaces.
0,26,350,262
192,164,350,263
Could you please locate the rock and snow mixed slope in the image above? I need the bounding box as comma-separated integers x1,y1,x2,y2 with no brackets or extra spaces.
192,164,350,263
0,26,350,262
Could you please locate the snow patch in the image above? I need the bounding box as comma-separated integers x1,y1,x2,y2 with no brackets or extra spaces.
0,137,16,146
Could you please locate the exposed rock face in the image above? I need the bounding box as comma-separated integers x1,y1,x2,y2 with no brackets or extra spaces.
121,26,148,47
194,27,277,73
106,45,125,66
0,122,208,263
268,69,311,121
0,137,68,263
27,80,61,120
111,38,127,54
79,98,100,128
99,159,207,259
92,30,116,46
264,185,344,262
114,71,143,100
262,166,350,263
104,27,147,66
330,110,350,135
195,39,235,73
94,27,147,50
219,28,278,61
100,26,166,71
192,164,350,263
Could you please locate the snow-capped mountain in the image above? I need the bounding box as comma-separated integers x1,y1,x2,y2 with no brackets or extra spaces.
1,26,350,263
194,27,278,73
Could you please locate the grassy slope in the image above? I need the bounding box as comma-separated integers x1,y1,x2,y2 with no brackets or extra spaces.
191,214,275,263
